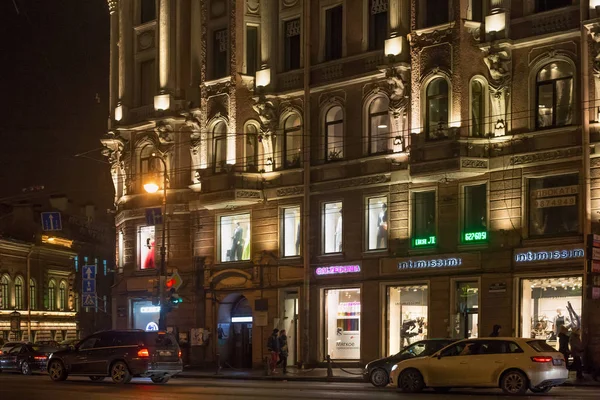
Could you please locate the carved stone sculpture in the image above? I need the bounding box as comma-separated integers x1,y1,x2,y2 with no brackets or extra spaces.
483,46,511,136
186,115,205,182
252,94,278,172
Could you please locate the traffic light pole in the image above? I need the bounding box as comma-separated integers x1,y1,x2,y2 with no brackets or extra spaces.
155,155,168,331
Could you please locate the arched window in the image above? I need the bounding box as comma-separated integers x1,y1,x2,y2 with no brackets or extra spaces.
536,61,574,129
426,78,449,140
29,279,36,310
14,276,24,310
470,79,485,137
0,275,9,309
48,280,56,311
212,121,228,172
283,114,302,168
325,106,344,161
368,97,390,154
140,145,162,189
59,281,67,311
245,123,260,172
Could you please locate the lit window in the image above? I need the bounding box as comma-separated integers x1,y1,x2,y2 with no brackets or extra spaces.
59,281,67,311
323,202,343,254
218,213,251,262
15,277,24,310
284,18,301,71
470,80,485,137
280,114,302,169
213,28,229,79
369,0,388,50
412,191,436,247
325,288,360,359
245,124,260,172
29,279,36,310
281,206,301,257
325,106,344,161
387,285,428,355
0,275,9,309
246,25,259,76
118,231,124,273
212,121,228,173
426,78,449,140
138,225,156,270
367,196,388,251
536,61,574,129
368,97,390,154
454,282,479,339
140,0,156,24
463,184,487,243
325,5,343,61
48,280,56,311
528,174,579,237
139,59,156,106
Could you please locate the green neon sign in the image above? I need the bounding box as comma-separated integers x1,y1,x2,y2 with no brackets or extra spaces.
464,231,487,242
413,236,436,247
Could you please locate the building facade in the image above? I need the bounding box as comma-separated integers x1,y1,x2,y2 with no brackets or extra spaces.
102,0,600,368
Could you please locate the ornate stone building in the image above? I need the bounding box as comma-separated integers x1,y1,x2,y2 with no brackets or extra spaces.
103,0,600,368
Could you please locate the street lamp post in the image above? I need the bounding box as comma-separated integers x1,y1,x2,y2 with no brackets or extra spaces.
144,153,168,331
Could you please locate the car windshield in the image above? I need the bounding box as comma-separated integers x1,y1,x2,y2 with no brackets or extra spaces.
395,341,452,358
527,340,559,353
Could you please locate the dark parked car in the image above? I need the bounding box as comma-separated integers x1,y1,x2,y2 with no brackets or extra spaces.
47,330,182,384
58,339,80,350
363,339,456,387
0,343,55,375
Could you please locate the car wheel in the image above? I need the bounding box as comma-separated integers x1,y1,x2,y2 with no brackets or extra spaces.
530,386,552,394
500,370,528,395
89,376,105,382
434,387,451,393
110,361,131,384
48,360,68,382
370,368,389,387
21,361,31,376
398,369,425,393
150,376,170,384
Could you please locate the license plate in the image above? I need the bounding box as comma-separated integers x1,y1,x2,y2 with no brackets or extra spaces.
159,351,172,356
552,359,563,366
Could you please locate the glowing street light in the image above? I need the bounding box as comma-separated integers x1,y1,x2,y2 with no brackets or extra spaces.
144,181,160,194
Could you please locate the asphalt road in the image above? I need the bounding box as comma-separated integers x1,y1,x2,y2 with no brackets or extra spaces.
0,374,598,399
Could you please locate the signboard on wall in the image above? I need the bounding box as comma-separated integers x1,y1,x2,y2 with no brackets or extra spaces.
380,252,480,275
254,311,268,327
513,244,585,265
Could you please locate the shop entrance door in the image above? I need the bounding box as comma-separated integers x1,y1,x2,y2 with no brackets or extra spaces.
229,296,253,369
454,282,479,339
282,291,299,366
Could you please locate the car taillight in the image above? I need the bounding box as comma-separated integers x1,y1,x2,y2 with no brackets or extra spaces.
34,356,47,361
531,356,553,363
178,350,182,358
137,348,150,358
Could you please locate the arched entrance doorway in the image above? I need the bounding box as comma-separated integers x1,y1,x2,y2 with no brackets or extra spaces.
217,294,253,368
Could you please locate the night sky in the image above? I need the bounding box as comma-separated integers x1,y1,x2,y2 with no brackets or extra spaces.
0,0,113,210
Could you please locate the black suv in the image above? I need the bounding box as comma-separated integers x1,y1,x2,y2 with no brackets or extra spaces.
47,330,182,384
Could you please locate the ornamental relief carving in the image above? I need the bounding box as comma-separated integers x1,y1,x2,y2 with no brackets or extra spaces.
281,0,299,9
235,190,262,199
408,27,453,47
461,159,488,169
312,174,390,192
207,94,230,121
275,186,304,197
246,0,260,15
137,30,155,51
318,91,346,107
509,147,581,166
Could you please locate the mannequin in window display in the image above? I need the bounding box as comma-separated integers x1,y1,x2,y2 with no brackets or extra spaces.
400,314,423,347
295,219,301,255
334,208,343,252
376,202,388,248
144,237,155,269
230,221,244,261
554,309,570,339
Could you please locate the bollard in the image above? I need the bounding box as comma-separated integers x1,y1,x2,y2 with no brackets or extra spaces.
326,355,333,378
265,356,271,376
215,353,222,375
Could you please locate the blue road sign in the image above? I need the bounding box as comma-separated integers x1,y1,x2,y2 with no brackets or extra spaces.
82,265,96,280
41,212,62,231
82,279,96,294
146,208,163,226
82,294,96,307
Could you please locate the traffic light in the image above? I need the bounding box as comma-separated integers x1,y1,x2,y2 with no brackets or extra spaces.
165,278,182,310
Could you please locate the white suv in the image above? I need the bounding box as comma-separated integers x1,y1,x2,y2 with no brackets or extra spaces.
389,337,568,395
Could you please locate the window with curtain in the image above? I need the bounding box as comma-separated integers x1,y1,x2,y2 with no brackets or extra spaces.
325,106,344,161
139,59,156,106
0,275,9,309
15,277,23,310
426,78,449,140
369,0,388,51
29,279,36,310
283,114,302,168
368,97,390,154
325,5,343,61
536,61,574,129
245,124,260,172
471,80,485,137
140,0,156,24
48,280,56,311
284,18,301,71
59,281,67,311
212,121,228,173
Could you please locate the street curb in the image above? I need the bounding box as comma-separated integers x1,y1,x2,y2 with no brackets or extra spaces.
175,373,362,383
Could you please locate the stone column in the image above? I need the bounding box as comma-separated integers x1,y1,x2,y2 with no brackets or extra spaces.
158,0,172,92
107,1,119,124
260,0,272,68
118,0,133,108
189,0,202,105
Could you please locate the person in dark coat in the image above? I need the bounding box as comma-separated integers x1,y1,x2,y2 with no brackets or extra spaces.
558,325,570,366
267,329,280,373
569,327,584,380
490,324,501,337
278,330,289,374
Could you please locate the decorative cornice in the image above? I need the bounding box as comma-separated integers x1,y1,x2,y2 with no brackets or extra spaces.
311,174,391,193
508,147,582,166
275,186,304,198
408,22,454,47
461,158,489,169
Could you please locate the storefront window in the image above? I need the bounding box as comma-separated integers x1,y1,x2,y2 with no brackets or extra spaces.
412,191,436,247
325,288,360,360
367,196,388,251
387,285,428,356
528,174,579,237
118,230,124,273
133,300,160,331
454,281,479,339
463,184,487,243
323,202,343,254
281,206,301,257
520,276,582,346
138,226,156,270
219,213,251,262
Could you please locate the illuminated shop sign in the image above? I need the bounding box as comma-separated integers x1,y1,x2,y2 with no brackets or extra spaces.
514,248,584,263
398,257,462,270
316,265,361,276
140,306,161,313
231,316,253,323
413,236,436,247
464,231,487,242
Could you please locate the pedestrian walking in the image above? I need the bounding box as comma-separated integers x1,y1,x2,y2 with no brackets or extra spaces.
569,327,584,380
489,324,501,337
278,329,289,374
267,329,280,373
558,325,570,366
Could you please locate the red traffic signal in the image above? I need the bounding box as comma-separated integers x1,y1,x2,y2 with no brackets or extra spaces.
166,278,176,288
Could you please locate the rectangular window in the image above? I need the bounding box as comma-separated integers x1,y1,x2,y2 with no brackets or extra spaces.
29,282,36,310
139,59,155,106
454,281,479,339
468,0,483,22
422,0,448,28
133,300,160,331
218,213,251,262
281,206,301,257
323,201,343,254
412,191,436,247
15,281,23,310
213,28,229,79
246,25,259,76
387,285,428,355
74,255,79,273
325,5,343,61
367,196,388,250
284,18,301,71
118,231,124,273
138,225,156,269
535,0,571,12
140,0,156,24
103,260,108,276
369,0,388,51
520,276,582,346
463,184,487,243
325,288,360,360
528,174,579,237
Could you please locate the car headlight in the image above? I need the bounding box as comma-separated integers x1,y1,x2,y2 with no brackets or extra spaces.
391,364,398,372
